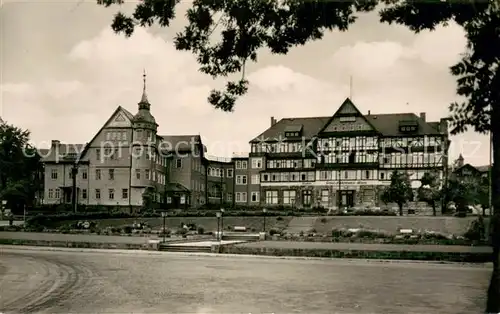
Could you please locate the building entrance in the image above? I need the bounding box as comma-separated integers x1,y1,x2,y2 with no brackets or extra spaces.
339,190,355,208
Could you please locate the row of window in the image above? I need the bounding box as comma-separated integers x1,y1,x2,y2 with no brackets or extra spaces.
380,152,442,166
250,136,443,155
318,152,378,164
318,137,378,150
207,167,234,177
267,159,315,169
261,171,315,182
47,188,129,200
235,191,260,203
51,168,165,183
251,142,307,154
106,131,127,141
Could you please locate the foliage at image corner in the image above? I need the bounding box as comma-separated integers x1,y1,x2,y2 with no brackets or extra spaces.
0,121,43,213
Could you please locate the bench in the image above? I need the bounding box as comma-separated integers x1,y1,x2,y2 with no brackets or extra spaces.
233,226,246,232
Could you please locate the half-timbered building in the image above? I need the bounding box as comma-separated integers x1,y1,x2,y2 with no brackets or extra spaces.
250,98,450,209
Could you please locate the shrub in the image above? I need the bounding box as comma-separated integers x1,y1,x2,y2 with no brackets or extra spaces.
320,217,327,223
110,227,122,234
197,226,205,234
464,217,485,241
269,228,279,236
123,226,133,234
159,228,171,237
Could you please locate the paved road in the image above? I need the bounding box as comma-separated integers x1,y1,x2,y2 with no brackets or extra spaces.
239,241,492,253
0,246,490,313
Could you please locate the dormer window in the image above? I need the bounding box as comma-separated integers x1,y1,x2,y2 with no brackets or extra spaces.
284,125,303,138
399,120,418,133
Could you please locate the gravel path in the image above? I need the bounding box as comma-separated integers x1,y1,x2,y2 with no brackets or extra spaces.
0,246,490,313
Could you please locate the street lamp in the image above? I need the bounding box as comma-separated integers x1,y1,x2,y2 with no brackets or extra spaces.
220,208,225,240
161,211,167,243
262,208,267,233
216,212,221,241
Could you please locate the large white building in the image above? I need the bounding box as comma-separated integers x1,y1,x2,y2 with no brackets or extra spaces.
42,78,170,210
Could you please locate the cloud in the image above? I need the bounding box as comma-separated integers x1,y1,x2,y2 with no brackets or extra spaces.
0,22,488,166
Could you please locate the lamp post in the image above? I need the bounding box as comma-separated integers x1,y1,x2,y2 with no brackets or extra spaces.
262,208,267,233
161,211,167,243
220,208,225,240
216,212,221,241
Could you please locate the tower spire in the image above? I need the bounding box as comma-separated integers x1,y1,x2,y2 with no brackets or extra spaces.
140,68,149,104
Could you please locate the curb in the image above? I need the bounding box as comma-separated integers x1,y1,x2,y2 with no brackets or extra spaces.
0,245,491,268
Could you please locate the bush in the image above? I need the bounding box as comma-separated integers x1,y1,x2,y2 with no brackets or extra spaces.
269,228,280,236
123,226,133,234
320,217,327,223
332,209,397,216
464,217,485,241
197,226,205,234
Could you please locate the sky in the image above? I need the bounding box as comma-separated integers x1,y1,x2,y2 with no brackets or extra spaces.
0,1,490,166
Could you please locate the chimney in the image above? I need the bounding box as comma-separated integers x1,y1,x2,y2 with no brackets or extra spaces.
439,118,448,134
270,116,277,127
51,140,60,147
367,110,371,115
420,112,426,122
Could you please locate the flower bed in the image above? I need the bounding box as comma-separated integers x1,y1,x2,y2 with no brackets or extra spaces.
272,228,483,246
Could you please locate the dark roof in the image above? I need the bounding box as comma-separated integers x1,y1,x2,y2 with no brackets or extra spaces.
251,112,444,143
42,143,86,163
250,117,330,143
476,165,491,172
366,113,442,136
159,135,203,152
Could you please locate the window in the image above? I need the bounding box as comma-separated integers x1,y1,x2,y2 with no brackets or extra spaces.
266,190,278,204
227,169,233,177
122,189,128,199
236,175,247,185
365,170,370,179
251,158,263,169
82,170,88,180
51,169,58,179
108,189,114,200
380,172,385,180
82,189,87,199
108,169,114,180
145,170,150,180
321,190,329,203
283,190,296,205
251,174,260,185
236,192,247,203
55,188,60,199
48,189,54,199
176,159,182,168
69,171,73,179
95,169,101,180
136,169,141,179
227,193,232,202
95,189,101,199
96,149,101,161
242,160,248,169
251,192,259,202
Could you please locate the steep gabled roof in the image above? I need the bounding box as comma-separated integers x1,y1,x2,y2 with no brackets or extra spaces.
79,106,134,159
318,98,379,134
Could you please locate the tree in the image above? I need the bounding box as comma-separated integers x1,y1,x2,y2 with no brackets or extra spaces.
99,0,500,310
417,171,442,216
445,175,489,215
0,121,42,214
380,171,413,216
